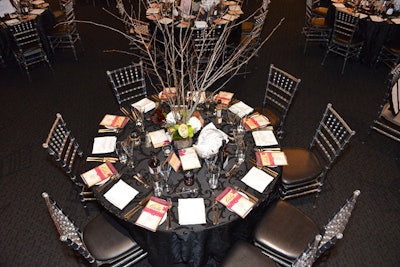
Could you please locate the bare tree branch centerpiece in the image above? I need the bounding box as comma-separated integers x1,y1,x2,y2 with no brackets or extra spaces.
93,0,284,145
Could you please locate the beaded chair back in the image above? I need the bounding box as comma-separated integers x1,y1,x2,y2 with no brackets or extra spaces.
310,103,355,175
292,234,322,267
42,192,96,263
107,61,147,107
42,113,83,187
333,10,359,43
317,190,361,257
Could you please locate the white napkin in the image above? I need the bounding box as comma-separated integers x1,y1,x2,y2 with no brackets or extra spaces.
228,101,254,117
92,136,117,154
252,130,278,147
241,166,274,193
195,21,208,28
5,19,20,26
194,122,229,159
104,180,139,209
332,3,345,8
178,198,206,225
132,98,156,113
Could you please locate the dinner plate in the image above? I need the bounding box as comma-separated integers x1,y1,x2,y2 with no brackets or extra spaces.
95,177,110,186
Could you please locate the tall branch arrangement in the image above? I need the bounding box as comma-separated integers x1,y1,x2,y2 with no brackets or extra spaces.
97,0,284,120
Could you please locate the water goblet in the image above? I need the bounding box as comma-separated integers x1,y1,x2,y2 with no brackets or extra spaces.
208,163,220,190
151,174,164,197
161,163,172,193
115,141,128,165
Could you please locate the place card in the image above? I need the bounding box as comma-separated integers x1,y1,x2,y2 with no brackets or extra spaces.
178,198,206,225
241,166,274,193
148,129,170,148
228,101,254,117
242,113,270,130
215,91,234,106
214,18,229,24
222,14,239,21
99,114,129,129
168,152,181,172
187,90,206,103
255,151,288,166
29,9,45,15
159,17,173,25
332,3,345,8
132,97,156,113
252,130,278,147
146,7,160,14
91,136,117,154
178,147,202,171
216,187,256,218
159,87,177,100
81,161,118,188
135,197,170,232
104,180,139,209
370,15,385,22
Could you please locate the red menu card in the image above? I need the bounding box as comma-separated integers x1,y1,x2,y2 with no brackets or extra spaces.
80,161,118,188
99,114,129,128
216,187,256,218
135,197,170,232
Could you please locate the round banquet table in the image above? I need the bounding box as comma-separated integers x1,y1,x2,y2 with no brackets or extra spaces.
90,104,281,266
326,3,400,66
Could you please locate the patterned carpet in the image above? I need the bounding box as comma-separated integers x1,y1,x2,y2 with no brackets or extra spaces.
0,0,399,266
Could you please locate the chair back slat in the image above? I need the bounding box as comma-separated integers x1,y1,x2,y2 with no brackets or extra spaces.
292,234,322,267
333,10,359,42
310,103,355,171
42,192,96,263
107,61,147,107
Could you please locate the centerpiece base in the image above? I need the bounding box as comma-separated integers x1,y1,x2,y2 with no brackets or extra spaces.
173,138,193,150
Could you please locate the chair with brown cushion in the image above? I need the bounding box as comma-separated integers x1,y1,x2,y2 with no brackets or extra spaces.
302,0,331,54
9,19,53,81
321,9,364,74
42,113,95,207
42,192,148,266
311,0,328,18
280,103,355,200
366,63,400,142
253,190,360,266
256,64,301,139
375,41,400,70
47,0,84,60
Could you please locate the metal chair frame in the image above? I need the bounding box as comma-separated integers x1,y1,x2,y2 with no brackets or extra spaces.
280,103,355,200
366,63,400,142
321,9,364,74
262,64,301,138
375,43,400,70
9,19,53,81
106,61,148,108
42,113,95,207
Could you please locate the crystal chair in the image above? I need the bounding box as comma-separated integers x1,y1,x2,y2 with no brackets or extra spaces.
253,190,360,266
302,0,331,54
106,61,148,108
280,103,355,200
42,113,95,207
9,19,53,81
321,9,364,74
42,192,148,266
365,63,400,143
256,64,301,139
47,0,84,61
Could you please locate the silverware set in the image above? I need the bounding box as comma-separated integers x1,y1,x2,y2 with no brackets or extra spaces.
86,157,119,163
233,185,259,203
98,128,122,133
248,158,279,178
212,196,219,225
133,173,151,189
124,192,153,220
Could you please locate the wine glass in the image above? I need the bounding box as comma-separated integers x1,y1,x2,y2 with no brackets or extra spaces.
115,141,128,165
161,162,172,193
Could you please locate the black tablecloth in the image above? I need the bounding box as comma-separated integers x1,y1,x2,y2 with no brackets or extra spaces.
90,107,280,266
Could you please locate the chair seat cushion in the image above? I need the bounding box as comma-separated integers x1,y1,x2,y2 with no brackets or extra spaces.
254,107,280,128
221,241,278,267
254,200,320,261
381,102,400,126
313,6,328,17
83,212,138,261
241,21,254,33
281,147,322,185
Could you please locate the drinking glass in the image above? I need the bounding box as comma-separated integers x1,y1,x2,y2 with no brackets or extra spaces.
151,174,164,197
208,163,220,190
161,163,172,193
122,139,135,168
115,141,128,165
162,144,173,157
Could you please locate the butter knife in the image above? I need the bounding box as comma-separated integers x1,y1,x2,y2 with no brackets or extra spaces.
233,185,259,203
133,173,151,189
166,198,172,230
124,192,152,219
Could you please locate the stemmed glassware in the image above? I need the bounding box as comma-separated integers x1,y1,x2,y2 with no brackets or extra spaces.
160,161,172,193
207,162,220,190
115,141,128,165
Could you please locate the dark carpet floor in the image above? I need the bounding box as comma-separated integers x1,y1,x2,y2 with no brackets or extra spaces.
0,0,399,266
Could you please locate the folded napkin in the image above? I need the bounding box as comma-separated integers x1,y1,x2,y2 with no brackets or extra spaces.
104,180,139,209
194,122,229,159
195,21,208,28
5,19,20,26
370,15,385,22
178,198,206,225
241,166,274,193
228,101,254,117
29,9,45,15
92,136,117,154
332,3,345,8
252,130,278,147
132,98,156,113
